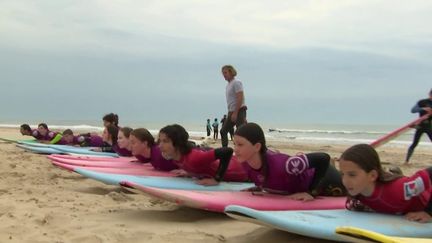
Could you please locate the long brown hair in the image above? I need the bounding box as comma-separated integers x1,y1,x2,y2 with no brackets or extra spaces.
159,124,192,155
340,144,402,211
340,144,401,183
234,123,268,179
131,128,155,147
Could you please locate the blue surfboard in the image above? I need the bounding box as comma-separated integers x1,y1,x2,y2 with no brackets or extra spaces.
17,140,117,157
1,138,36,144
74,168,254,191
17,144,64,154
224,206,432,242
52,146,119,157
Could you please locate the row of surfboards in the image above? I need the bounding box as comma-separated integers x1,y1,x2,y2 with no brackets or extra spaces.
3,138,429,243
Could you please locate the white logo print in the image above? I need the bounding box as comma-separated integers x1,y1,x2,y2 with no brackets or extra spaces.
404,177,426,200
285,154,309,175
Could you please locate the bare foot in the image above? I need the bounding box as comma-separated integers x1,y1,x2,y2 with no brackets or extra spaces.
402,162,411,167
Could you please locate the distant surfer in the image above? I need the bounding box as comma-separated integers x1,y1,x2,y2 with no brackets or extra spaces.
405,89,432,165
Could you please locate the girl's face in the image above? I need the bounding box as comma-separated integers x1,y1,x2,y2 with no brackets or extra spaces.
233,135,261,164
339,159,378,197
63,134,74,144
102,128,110,142
103,120,111,127
38,126,48,136
117,131,129,149
129,135,147,156
158,132,176,159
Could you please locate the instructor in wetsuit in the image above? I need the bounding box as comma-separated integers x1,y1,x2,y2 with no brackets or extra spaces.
405,88,432,164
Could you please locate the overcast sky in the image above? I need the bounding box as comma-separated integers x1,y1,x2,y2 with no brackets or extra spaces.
0,1,431,127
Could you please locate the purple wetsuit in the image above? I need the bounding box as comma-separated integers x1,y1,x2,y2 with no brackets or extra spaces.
31,129,44,140
112,144,133,157
242,150,315,194
135,145,178,171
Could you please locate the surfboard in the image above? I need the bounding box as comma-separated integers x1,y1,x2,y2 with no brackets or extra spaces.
224,206,432,242
49,146,119,157
74,168,254,191
0,138,36,143
49,158,145,168
123,181,346,213
17,140,53,147
335,226,432,243
48,155,134,164
48,154,134,162
16,144,64,154
370,114,430,148
52,161,176,177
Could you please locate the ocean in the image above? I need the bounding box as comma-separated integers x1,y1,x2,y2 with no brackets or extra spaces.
1,119,431,149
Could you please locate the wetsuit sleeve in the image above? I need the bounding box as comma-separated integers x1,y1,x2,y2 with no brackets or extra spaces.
101,146,114,153
305,153,331,196
411,103,423,113
214,147,234,182
424,167,432,215
49,134,63,144
100,142,114,153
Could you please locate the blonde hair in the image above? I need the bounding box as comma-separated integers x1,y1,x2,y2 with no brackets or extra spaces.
221,65,237,77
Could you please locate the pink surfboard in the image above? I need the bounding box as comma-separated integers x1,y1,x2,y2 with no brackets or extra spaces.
48,154,135,162
52,161,176,177
123,181,346,213
370,114,430,148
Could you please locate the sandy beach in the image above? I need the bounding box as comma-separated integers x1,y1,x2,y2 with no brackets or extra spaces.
0,127,430,243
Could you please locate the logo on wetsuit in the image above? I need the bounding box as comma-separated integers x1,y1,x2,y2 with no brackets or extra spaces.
404,177,426,200
48,131,55,138
285,154,309,175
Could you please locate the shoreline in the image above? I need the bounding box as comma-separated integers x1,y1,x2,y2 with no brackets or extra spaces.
3,122,431,149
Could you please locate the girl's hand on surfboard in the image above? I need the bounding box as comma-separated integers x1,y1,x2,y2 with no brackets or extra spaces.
242,186,262,192
171,169,188,177
286,192,314,201
196,178,219,186
405,211,432,223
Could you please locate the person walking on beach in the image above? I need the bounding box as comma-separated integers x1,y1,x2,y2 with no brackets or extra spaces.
212,118,219,140
220,65,247,147
405,89,432,164
206,119,212,137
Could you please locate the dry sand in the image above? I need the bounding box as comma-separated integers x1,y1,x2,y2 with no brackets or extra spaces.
0,128,430,243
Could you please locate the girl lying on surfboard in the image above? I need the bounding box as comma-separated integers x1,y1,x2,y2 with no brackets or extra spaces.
20,124,44,140
158,124,248,184
103,113,119,128
218,122,345,201
91,124,119,153
113,127,133,156
61,129,104,147
36,123,63,144
339,144,432,223
129,128,179,171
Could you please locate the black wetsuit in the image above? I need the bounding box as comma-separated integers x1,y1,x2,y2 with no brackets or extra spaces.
406,98,432,162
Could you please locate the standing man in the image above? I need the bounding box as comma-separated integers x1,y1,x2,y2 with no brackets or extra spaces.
220,65,247,147
405,88,432,164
